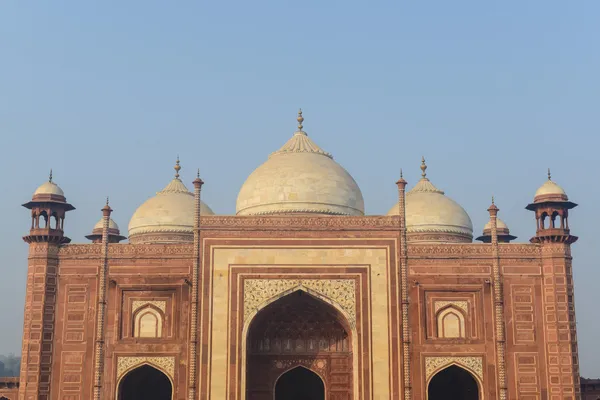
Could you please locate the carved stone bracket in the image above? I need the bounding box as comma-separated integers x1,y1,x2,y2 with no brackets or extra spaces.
434,300,468,314
116,356,175,381
131,300,167,314
244,279,356,326
425,356,483,381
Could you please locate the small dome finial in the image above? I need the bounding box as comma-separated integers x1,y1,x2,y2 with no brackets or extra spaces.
106,196,109,206
420,156,427,178
400,168,403,179
297,108,304,131
49,169,53,183
174,156,181,179
197,168,200,179
547,168,551,181
492,195,495,205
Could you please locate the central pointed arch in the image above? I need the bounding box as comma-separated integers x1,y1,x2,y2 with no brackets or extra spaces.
117,364,173,400
243,289,355,399
427,365,480,400
275,366,325,400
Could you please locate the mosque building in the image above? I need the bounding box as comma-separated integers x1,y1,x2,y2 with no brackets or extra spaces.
0,111,581,399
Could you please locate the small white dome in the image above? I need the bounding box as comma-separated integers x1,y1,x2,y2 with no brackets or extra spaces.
236,111,364,216
93,218,120,231
34,181,64,197
535,180,567,198
484,217,508,231
533,170,568,202
387,160,473,242
128,162,214,243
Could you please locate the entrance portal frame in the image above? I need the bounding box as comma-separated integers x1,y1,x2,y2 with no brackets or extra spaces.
115,356,176,400
424,357,484,400
242,285,359,399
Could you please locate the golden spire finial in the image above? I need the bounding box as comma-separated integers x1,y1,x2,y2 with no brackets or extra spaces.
400,168,403,179
492,195,495,205
49,169,53,183
106,196,109,206
197,168,200,179
174,156,181,179
420,156,427,178
547,168,551,181
297,108,304,131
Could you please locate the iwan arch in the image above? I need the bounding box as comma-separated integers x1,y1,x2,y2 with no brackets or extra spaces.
9,110,581,400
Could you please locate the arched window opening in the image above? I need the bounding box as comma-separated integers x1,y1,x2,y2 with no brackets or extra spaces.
117,365,172,400
551,212,561,229
428,365,479,400
541,212,548,229
133,306,164,338
39,211,48,229
436,307,466,339
275,366,325,400
50,213,59,229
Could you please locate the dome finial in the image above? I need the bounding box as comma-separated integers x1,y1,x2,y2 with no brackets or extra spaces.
174,156,181,179
297,108,304,131
49,169,53,183
420,156,427,178
106,196,109,206
400,168,403,178
492,195,495,205
547,168,551,181
197,168,200,179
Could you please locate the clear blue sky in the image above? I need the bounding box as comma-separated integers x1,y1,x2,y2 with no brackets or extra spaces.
1,1,599,376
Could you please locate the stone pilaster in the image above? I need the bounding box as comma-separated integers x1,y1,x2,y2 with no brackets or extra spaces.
188,173,203,400
396,173,411,400
18,242,59,400
92,202,112,400
541,243,581,399
488,201,508,400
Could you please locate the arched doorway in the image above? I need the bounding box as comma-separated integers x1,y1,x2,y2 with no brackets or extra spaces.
275,366,325,400
246,290,352,399
428,365,479,400
118,365,172,400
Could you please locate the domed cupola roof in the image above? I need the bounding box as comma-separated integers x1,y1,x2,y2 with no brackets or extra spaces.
387,158,473,243
236,110,364,216
476,215,517,243
23,170,75,211
128,159,214,244
85,216,127,243
533,169,569,202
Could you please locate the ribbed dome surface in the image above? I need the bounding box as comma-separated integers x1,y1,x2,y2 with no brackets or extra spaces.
236,111,364,216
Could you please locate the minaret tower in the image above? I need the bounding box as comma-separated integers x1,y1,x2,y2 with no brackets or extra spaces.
526,169,580,398
20,171,75,398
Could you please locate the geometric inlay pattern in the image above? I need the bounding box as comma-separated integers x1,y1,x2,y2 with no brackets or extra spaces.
425,356,483,381
116,356,175,381
434,300,469,314
244,279,356,325
131,300,167,314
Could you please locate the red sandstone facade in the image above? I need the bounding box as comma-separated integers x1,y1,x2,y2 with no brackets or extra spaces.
11,171,582,400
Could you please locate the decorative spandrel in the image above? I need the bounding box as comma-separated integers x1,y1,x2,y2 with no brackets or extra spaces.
116,356,175,381
243,278,356,325
425,356,483,381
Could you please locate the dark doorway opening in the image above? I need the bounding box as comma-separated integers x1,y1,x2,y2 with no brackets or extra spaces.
275,366,325,400
428,365,479,400
118,365,172,400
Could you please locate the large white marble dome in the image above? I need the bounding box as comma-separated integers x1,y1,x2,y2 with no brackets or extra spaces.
236,111,364,216
128,161,214,244
387,159,473,243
